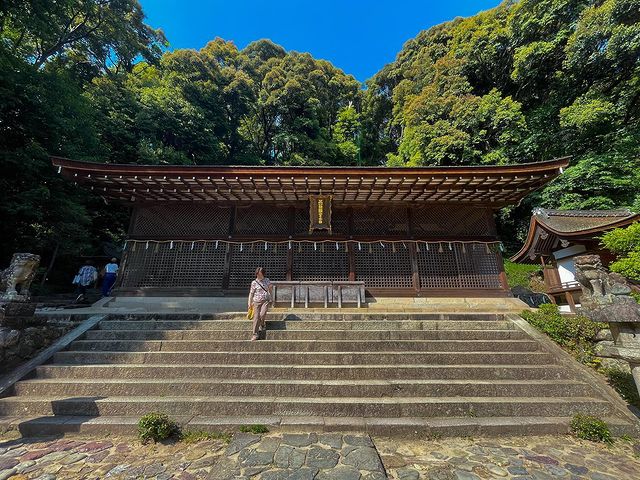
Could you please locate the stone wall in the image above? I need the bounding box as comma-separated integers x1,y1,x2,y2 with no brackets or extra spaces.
0,319,73,374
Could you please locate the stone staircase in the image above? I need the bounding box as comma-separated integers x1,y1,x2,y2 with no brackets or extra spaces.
0,312,637,437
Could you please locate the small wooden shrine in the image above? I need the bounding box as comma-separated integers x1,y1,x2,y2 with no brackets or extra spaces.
511,208,639,310
52,156,569,297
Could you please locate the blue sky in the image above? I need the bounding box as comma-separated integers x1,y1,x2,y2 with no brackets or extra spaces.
140,0,501,82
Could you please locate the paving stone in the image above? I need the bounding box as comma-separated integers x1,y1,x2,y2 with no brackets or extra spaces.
343,435,374,447
381,454,406,468
256,437,281,453
305,446,339,469
20,449,53,461
342,445,359,457
105,464,130,477
508,466,530,475
14,460,35,474
316,466,361,480
241,450,275,467
273,445,294,469
226,434,261,455
396,466,420,480
58,452,87,465
260,467,319,480
6,474,27,480
530,469,554,480
76,441,113,453
0,460,18,472
144,463,166,476
487,464,508,477
318,434,343,449
526,455,560,466
425,468,456,480
361,473,386,480
342,447,383,471
281,433,317,447
0,469,16,480
244,465,269,476
454,471,481,480
208,457,238,480
589,473,618,480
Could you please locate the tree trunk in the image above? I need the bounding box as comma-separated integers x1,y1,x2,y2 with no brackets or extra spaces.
40,241,60,286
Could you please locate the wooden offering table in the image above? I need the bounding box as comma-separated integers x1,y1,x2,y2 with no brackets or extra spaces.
272,281,365,308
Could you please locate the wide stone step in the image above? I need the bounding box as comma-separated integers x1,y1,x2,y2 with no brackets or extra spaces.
4,414,635,438
52,350,552,365
35,364,573,381
13,378,594,398
107,313,504,322
97,320,515,331
0,395,617,418
83,329,528,341
67,339,541,353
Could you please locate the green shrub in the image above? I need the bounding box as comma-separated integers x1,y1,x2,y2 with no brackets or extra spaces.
600,365,640,409
503,260,542,290
138,412,180,443
521,304,604,364
570,414,613,443
180,429,231,444
630,291,640,304
239,424,269,434
601,223,640,282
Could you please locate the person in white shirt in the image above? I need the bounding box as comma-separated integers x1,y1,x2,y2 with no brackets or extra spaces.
101,257,119,297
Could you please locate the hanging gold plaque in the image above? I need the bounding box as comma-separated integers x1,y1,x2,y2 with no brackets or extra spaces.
309,195,332,233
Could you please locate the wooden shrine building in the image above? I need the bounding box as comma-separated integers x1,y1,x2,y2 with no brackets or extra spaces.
52,156,569,298
511,208,640,311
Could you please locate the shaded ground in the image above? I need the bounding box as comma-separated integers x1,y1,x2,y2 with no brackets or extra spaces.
0,431,639,479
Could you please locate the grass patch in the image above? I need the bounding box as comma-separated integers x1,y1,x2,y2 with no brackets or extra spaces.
239,424,269,434
180,429,232,444
503,260,541,290
138,412,180,444
570,414,613,444
600,365,640,409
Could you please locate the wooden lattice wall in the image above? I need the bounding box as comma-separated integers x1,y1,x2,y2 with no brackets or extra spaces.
120,203,505,294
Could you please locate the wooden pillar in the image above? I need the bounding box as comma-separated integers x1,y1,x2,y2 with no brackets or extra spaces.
347,243,356,281
222,206,236,290
566,291,576,312
287,207,295,280
496,252,510,293
347,207,356,281
409,242,420,293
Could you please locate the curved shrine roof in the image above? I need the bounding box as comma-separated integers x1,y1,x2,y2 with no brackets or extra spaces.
511,208,640,263
51,156,569,207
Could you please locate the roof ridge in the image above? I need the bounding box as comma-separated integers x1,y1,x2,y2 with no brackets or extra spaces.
533,208,635,218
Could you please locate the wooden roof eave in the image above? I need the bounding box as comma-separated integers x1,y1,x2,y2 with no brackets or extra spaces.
510,213,640,263
51,155,570,206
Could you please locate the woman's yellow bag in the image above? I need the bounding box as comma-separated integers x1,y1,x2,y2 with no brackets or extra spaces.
247,305,254,320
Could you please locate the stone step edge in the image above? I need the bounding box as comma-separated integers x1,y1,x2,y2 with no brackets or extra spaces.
0,395,610,405
56,350,548,355
15,378,588,386
35,363,567,370
72,338,535,344
1,415,636,438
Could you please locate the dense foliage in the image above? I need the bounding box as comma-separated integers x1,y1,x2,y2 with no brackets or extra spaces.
600,223,640,282
1,0,639,286
520,304,603,364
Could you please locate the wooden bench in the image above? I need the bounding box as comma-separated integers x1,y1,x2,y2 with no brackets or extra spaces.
271,281,365,308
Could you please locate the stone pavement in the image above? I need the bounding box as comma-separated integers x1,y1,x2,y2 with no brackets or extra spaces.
1,431,639,480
